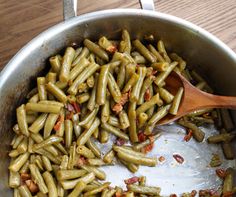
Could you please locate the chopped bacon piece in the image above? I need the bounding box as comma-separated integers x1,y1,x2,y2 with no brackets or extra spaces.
170,194,177,197
215,168,226,179
20,173,31,182
66,103,76,113
115,191,123,197
152,70,158,75
71,102,80,113
222,192,234,197
124,176,139,185
77,156,87,166
144,88,151,101
190,190,197,197
158,156,165,162
138,132,147,142
66,111,74,120
142,143,154,153
112,104,123,114
25,180,39,193
112,93,129,113
54,115,64,131
184,129,193,142
173,154,184,164
116,138,126,146
107,45,117,53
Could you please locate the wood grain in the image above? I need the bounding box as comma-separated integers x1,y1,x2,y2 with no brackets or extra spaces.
0,0,236,70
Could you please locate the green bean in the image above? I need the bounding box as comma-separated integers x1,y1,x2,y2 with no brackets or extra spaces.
222,142,234,160
99,129,109,143
35,149,61,164
59,47,75,82
35,155,44,171
120,160,139,173
133,40,156,63
31,133,59,157
12,124,20,135
178,119,205,142
133,54,147,64
128,102,138,142
49,55,61,74
9,150,20,158
170,53,186,71
130,67,147,102
73,47,83,60
117,150,157,166
26,114,37,124
69,57,90,81
103,149,115,164
87,158,106,166
39,100,64,107
154,61,178,86
19,160,30,174
157,40,171,63
79,107,99,127
54,142,68,155
134,132,162,151
61,172,95,190
159,87,174,103
37,77,47,101
46,72,57,84
60,155,69,170
138,75,156,105
101,99,110,123
138,112,148,128
146,85,155,118
42,171,57,197
108,115,121,128
33,135,63,150
119,110,130,129
122,73,139,93
68,181,87,197
67,143,76,170
148,44,165,62
18,185,32,197
107,72,122,103
87,74,99,111
68,62,99,95
75,93,89,104
126,191,135,197
29,163,48,194
78,82,89,94
9,152,30,172
55,81,68,89
9,170,20,188
195,81,206,90
223,168,234,194
220,109,235,131
77,118,100,145
26,103,61,114
101,122,129,140
42,155,52,171
117,61,126,89
44,113,59,138
72,47,89,66
136,93,162,115
16,105,29,136
56,169,87,181
88,53,95,63
17,137,28,153
119,29,131,54
187,108,212,117
145,105,170,135
12,135,24,149
86,139,101,158
111,52,134,64
87,75,95,88
81,165,106,180
98,36,116,52
151,62,169,71
83,182,110,197
125,63,136,83
13,188,21,197
169,87,184,115
76,145,95,158
65,119,73,148
208,132,236,143
29,93,39,103
46,82,67,103
127,184,161,195
84,39,109,61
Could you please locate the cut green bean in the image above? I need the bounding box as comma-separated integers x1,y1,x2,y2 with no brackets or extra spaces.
101,99,110,123
26,103,61,114
79,107,99,127
68,181,87,197
107,72,122,103
42,155,52,171
127,184,160,195
37,77,47,101
18,185,32,197
119,29,131,54
169,87,184,115
65,119,73,148
207,132,236,143
76,145,95,158
119,110,130,129
148,44,165,62
117,61,126,89
81,165,106,180
42,171,57,197
86,139,101,158
159,87,174,104
44,113,59,138
46,82,68,103
138,112,149,129
87,74,99,111
49,55,61,74
103,149,115,164
223,168,234,194
16,105,29,136
9,171,20,188
83,182,110,197
69,57,90,81
128,102,138,142
9,152,30,172
33,135,63,150
72,47,90,66
122,73,139,93
101,122,129,140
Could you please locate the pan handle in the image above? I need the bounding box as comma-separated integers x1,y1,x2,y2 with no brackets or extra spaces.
63,0,155,20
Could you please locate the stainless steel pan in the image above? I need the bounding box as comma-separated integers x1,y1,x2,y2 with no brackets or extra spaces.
0,0,235,195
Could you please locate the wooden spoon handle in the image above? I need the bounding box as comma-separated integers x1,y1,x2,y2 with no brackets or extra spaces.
204,93,236,109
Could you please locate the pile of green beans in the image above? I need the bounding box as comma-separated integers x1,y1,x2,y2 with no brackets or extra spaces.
9,30,235,196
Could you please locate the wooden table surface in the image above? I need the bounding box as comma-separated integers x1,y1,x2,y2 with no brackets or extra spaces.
1,0,236,70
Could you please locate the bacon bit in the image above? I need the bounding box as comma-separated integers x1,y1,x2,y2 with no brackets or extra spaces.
148,135,155,143
170,194,177,197
190,190,197,197
115,191,123,197
222,192,234,197
173,154,184,164
66,103,76,113
152,70,158,75
112,104,123,114
124,176,139,185
20,173,31,182
216,168,226,179
116,138,126,146
184,129,193,142
25,180,39,193
144,88,151,101
199,189,219,197
66,111,74,120
158,156,165,162
77,156,87,166
71,102,80,113
54,115,64,131
138,132,147,142
136,64,140,68
106,45,117,53
142,143,154,153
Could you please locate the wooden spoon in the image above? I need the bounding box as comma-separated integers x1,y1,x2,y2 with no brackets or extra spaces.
158,71,236,125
